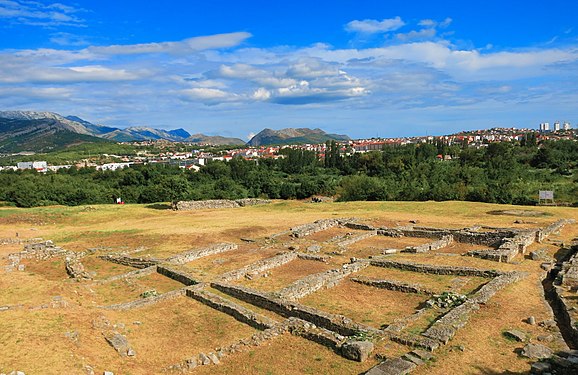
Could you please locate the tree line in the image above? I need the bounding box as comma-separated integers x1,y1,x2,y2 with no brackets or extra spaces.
0,139,576,207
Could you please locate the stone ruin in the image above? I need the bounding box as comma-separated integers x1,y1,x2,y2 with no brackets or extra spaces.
175,199,271,211
4,215,575,374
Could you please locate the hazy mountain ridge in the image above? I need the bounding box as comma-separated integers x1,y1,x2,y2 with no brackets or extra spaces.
247,127,350,146
0,111,350,151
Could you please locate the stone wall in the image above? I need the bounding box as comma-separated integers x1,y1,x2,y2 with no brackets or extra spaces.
95,266,157,284
351,276,435,295
537,219,576,243
166,243,237,265
369,259,503,278
100,288,186,310
216,252,298,282
275,262,369,301
65,252,92,280
186,287,278,330
98,254,160,269
211,282,381,337
336,231,378,249
0,237,42,245
551,246,578,347
422,271,525,344
290,219,340,238
156,265,199,286
402,235,453,254
422,300,480,344
467,230,537,262
296,253,331,263
175,199,270,211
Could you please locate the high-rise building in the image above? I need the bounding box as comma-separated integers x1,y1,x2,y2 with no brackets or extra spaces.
563,121,571,130
539,122,550,131
553,121,561,131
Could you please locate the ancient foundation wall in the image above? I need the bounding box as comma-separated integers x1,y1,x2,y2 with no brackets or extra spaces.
351,276,435,295
217,252,298,282
369,259,503,278
402,235,453,254
98,254,160,269
175,199,270,211
186,288,277,330
166,243,237,265
100,288,186,310
276,262,369,301
156,265,199,286
290,219,340,238
211,282,381,337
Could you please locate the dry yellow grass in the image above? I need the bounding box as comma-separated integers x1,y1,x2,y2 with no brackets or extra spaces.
0,200,576,374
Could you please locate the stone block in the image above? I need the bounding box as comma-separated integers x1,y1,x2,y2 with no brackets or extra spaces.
505,329,526,342
530,361,551,374
365,357,416,375
341,340,374,362
521,343,553,359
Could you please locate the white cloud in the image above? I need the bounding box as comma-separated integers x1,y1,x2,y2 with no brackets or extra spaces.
345,17,405,34
0,0,86,27
396,29,437,41
89,32,252,55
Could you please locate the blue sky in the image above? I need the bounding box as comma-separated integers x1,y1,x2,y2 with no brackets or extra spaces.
1,0,577,139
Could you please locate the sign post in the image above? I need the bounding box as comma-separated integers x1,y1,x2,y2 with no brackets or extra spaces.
538,190,555,205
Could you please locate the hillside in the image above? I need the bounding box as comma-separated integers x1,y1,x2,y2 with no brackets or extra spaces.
248,127,350,146
0,117,110,153
186,133,245,145
101,126,191,142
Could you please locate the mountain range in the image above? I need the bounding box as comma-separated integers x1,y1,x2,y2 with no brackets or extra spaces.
0,111,351,152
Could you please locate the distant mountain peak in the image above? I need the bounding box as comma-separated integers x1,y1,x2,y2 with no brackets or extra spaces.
247,127,350,146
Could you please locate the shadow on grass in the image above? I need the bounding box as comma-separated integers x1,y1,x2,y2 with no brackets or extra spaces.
145,203,172,210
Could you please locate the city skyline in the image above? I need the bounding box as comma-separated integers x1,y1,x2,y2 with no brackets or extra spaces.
1,0,578,139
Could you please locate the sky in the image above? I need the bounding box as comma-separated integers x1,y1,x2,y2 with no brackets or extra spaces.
1,0,578,139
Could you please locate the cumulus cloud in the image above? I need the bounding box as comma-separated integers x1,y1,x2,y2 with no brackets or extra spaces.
345,17,405,34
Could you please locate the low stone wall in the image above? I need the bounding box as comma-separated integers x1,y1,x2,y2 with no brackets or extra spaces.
290,219,340,238
98,254,160,269
0,237,42,245
216,252,298,282
211,282,381,337
422,300,480,344
99,288,186,310
166,243,237,265
388,332,440,351
186,288,278,330
65,252,92,280
168,323,289,372
369,259,503,278
467,230,537,262
402,235,453,254
537,219,576,243
156,265,199,286
343,222,376,231
276,262,369,301
287,317,346,352
470,272,526,304
351,276,435,296
422,271,524,344
95,266,157,284
175,199,270,211
236,198,272,207
336,231,378,249
551,247,578,347
296,253,331,263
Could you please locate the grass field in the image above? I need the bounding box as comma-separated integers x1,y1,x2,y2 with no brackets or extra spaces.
0,200,576,374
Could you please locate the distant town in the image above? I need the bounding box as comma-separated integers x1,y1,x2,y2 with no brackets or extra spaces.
2,124,576,173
